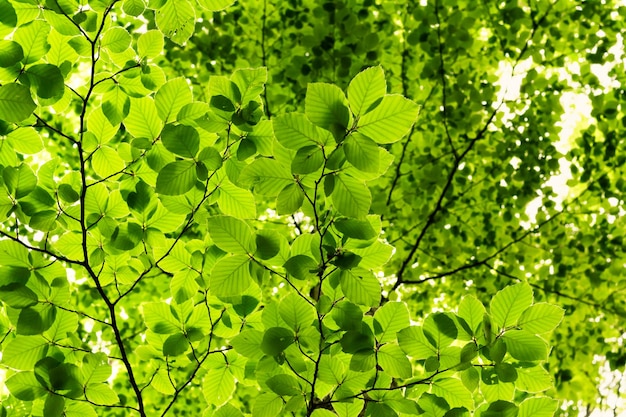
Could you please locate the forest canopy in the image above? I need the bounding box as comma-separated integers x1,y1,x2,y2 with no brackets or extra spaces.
0,0,625,416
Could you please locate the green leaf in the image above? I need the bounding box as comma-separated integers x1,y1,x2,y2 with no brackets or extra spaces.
155,0,195,45
239,158,294,196
305,82,350,131
23,64,64,100
3,164,37,198
482,401,518,417
423,313,458,348
13,20,50,64
344,132,380,172
254,230,281,260
378,344,412,378
276,183,304,215
374,302,410,343
124,97,162,140
160,124,199,157
348,66,386,117
85,383,119,405
1,336,48,370
101,27,131,53
92,145,125,178
279,293,316,332
217,179,257,218
431,378,473,409
291,145,324,174
163,333,189,356
231,329,264,359
502,330,548,361
44,394,65,417
0,282,38,308
417,393,449,417
155,78,193,123
156,160,197,195
515,365,553,393
517,303,564,334
518,397,558,417
142,302,180,334
82,353,112,384
495,363,518,383
334,217,377,240
214,404,244,417
339,268,380,307
273,113,333,149
197,0,236,11
211,255,251,297
6,371,47,401
137,29,164,58
231,67,268,104
0,240,31,267
207,215,256,254
284,255,318,280
266,374,301,396
0,83,37,122
331,301,363,331
330,173,371,219
0,40,24,67
253,393,283,417
7,127,43,154
458,296,486,336
203,367,236,406
261,327,295,356
357,95,418,144
123,0,146,16
490,283,533,329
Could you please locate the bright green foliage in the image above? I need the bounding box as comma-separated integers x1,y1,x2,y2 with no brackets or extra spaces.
0,1,622,417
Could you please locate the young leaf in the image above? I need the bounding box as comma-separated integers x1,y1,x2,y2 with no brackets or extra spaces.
276,183,304,215
217,179,257,218
357,95,419,144
124,97,162,140
14,20,50,64
458,296,486,336
207,215,256,254
210,255,252,297
160,124,199,157
101,27,131,53
284,255,318,280
378,344,412,379
373,302,410,343
490,282,533,329
155,78,193,123
339,268,380,307
203,367,236,406
6,371,47,401
431,378,474,409
137,30,164,58
0,83,37,122
343,132,380,172
305,82,350,131
279,293,316,332
334,217,377,240
0,40,23,67
518,398,558,417
266,374,301,396
273,113,333,149
155,0,195,45
291,145,324,174
348,66,386,117
330,173,371,219
23,64,65,100
517,303,564,334
155,160,197,195
501,330,548,361
261,327,295,356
